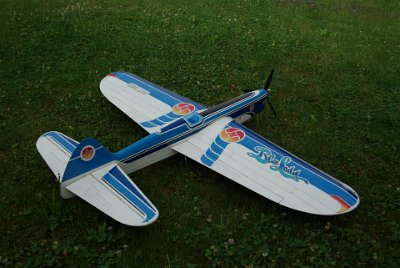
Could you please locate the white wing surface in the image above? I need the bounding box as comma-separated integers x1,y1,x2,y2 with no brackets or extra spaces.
100,72,206,133
172,117,359,215
64,163,159,226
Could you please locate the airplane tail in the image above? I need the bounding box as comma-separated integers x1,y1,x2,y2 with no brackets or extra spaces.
36,131,159,226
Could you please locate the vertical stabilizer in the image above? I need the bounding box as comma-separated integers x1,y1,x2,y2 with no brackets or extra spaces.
62,137,116,182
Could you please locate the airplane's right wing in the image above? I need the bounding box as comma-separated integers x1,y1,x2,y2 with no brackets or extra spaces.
172,117,359,215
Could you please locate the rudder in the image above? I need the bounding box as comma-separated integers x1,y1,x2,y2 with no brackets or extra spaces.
62,137,116,182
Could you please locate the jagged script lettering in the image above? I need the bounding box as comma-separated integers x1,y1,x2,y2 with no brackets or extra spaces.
247,146,309,184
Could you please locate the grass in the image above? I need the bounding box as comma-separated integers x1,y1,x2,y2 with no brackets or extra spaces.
0,0,399,266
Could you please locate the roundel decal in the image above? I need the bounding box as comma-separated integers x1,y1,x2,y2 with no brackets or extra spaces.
81,145,95,161
249,103,254,111
172,103,195,115
220,127,245,143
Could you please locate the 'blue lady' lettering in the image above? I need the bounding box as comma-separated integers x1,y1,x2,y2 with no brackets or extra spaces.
247,146,308,184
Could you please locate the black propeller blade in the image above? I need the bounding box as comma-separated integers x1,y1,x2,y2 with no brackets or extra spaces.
264,70,277,117
243,69,277,116
266,97,277,117
264,69,274,91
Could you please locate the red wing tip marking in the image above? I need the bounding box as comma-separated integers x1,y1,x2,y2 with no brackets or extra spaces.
331,195,351,213
107,73,117,77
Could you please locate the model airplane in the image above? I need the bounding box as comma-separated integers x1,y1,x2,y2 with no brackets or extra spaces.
36,71,359,226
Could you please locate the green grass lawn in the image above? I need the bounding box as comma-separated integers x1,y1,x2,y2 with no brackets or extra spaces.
1,0,399,266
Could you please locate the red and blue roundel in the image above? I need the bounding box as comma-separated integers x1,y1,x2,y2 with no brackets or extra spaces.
220,128,245,143
172,103,195,115
81,145,95,161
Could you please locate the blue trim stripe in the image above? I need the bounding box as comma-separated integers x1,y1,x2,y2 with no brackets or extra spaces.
205,148,219,161
59,133,79,147
215,135,228,148
157,116,171,123
200,134,229,167
140,111,184,128
115,73,178,107
200,155,214,166
108,166,156,212
118,91,267,164
117,124,190,163
211,142,224,154
152,119,164,125
164,111,181,120
45,132,77,153
202,92,260,126
230,121,358,206
160,113,178,121
102,172,157,222
114,72,206,110
141,121,157,128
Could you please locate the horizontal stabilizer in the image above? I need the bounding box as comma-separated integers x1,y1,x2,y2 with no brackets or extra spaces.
64,163,159,226
36,131,79,180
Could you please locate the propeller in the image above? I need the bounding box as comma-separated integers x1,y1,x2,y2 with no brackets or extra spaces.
264,70,277,117
264,69,274,91
243,69,277,116
266,97,277,117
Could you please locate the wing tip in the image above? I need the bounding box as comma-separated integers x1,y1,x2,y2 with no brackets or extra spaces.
332,190,360,216
119,211,159,227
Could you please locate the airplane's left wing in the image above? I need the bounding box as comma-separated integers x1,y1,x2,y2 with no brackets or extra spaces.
100,72,206,133
172,117,359,215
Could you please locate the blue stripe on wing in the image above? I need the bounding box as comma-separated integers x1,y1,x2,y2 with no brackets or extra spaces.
58,133,79,147
140,121,158,128
205,148,219,161
102,168,157,223
211,142,224,155
200,134,229,167
113,72,205,129
139,111,182,128
200,155,214,166
229,121,358,207
113,72,206,110
108,166,156,212
44,131,77,153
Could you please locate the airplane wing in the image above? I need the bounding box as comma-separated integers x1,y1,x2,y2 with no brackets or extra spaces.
172,117,359,215
100,72,206,133
64,163,159,226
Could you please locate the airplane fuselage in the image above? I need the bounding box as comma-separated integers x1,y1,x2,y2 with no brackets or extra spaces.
116,89,269,173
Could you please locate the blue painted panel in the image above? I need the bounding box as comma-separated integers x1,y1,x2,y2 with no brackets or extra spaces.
205,148,219,161
59,132,79,147
44,132,76,153
62,138,115,182
103,173,156,222
201,155,214,167
113,72,206,110
211,142,224,154
230,121,358,206
108,166,156,212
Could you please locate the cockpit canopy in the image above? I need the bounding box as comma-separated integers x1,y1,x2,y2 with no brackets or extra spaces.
199,92,253,117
